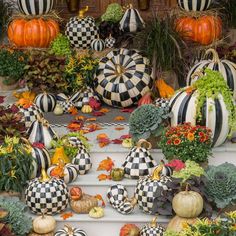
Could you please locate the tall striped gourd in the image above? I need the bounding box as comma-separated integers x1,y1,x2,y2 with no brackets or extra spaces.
91,37,105,51
119,4,145,33
187,49,236,99
17,0,54,15
55,225,87,236
177,0,212,11
34,92,56,112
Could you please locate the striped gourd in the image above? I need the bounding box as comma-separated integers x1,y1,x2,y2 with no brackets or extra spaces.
119,4,145,33
56,93,74,113
34,92,56,112
91,37,105,51
187,49,236,99
177,0,212,11
17,0,54,15
170,89,230,147
55,225,87,236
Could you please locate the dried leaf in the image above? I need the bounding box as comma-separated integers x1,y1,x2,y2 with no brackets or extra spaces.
13,91,36,102
121,108,134,113
16,98,33,109
32,142,45,149
97,157,114,172
68,106,78,115
97,133,109,140
115,126,124,131
114,116,125,121
67,121,83,131
76,115,85,121
94,194,106,207
111,139,123,144
97,174,111,181
120,134,132,139
98,138,110,148
99,108,110,113
60,212,74,220
84,123,102,133
86,117,97,122
92,111,105,117
89,97,101,110
0,96,5,104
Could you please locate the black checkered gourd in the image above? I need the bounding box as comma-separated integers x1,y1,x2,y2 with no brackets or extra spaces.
154,98,170,109
65,16,98,49
119,5,145,33
56,93,74,113
55,225,87,236
18,0,54,15
34,92,56,112
72,148,92,175
94,48,152,107
177,0,212,11
115,200,135,215
68,136,86,150
25,176,69,215
31,147,51,179
140,223,165,236
91,38,105,51
107,184,128,208
105,36,116,48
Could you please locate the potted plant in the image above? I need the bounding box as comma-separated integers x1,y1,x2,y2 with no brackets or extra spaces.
0,48,27,91
160,123,212,165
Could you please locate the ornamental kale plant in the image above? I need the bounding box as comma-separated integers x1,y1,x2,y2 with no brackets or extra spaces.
160,122,212,163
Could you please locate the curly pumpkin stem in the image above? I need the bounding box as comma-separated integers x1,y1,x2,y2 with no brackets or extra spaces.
150,216,158,227
151,165,163,181
205,48,220,63
136,139,152,149
64,224,74,235
190,70,204,80
39,169,50,183
78,6,89,18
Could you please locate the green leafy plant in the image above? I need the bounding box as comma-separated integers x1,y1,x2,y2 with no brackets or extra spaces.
204,162,236,209
129,104,170,143
0,137,33,193
0,197,32,236
101,3,123,23
160,122,212,163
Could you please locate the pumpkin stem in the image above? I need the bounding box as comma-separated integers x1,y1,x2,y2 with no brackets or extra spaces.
39,169,50,183
190,69,204,80
151,165,163,181
65,224,74,235
136,139,152,149
78,6,89,18
150,216,158,228
185,183,190,192
205,48,220,63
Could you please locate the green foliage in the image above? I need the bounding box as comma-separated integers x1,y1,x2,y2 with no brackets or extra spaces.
204,163,236,209
164,230,179,236
129,104,170,143
0,48,27,84
0,137,34,193
101,3,123,23
0,197,32,236
50,34,72,57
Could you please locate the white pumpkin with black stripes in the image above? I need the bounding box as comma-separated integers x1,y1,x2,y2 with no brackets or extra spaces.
27,117,58,149
177,0,212,11
17,0,54,16
34,92,56,112
55,224,87,236
91,36,105,51
119,4,145,33
187,49,236,99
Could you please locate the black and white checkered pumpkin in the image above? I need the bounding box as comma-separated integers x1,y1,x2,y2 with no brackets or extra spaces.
70,87,100,108
17,0,54,15
122,140,157,179
72,148,92,175
25,172,69,215
154,98,170,109
31,146,51,179
65,15,98,49
91,37,105,51
94,48,153,107
27,117,58,149
140,218,165,236
107,184,128,208
67,136,86,150
115,199,136,215
55,225,87,236
34,92,56,112
105,35,116,48
187,49,236,100
47,163,78,184
177,0,212,11
19,103,44,128
56,93,74,113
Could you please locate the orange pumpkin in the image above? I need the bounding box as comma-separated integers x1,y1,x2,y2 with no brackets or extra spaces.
8,18,59,48
120,224,140,236
175,15,222,45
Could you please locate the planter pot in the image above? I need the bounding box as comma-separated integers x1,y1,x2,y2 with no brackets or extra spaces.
147,135,161,149
0,191,21,199
0,76,18,91
66,0,80,13
138,0,150,10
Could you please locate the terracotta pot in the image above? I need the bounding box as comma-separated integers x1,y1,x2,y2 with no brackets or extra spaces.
0,76,18,91
66,0,80,13
138,0,150,10
147,135,161,149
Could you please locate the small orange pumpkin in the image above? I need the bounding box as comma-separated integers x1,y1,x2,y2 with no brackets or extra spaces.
8,18,59,48
120,224,140,236
175,15,222,45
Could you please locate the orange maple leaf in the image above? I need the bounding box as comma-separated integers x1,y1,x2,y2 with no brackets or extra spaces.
86,117,97,122
97,157,114,172
67,122,83,131
97,133,109,140
84,123,102,133
16,98,33,109
68,106,78,115
60,212,73,220
99,108,110,113
115,126,125,131
97,173,111,181
114,116,125,121
14,91,35,102
76,115,85,121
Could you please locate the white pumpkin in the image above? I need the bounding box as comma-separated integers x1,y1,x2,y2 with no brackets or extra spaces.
55,224,87,236
33,213,56,234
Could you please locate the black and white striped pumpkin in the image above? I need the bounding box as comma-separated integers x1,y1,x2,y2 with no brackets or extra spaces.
34,92,56,112
17,0,54,16
177,0,212,11
140,218,165,236
94,48,152,107
56,93,74,113
31,146,51,179
47,163,78,184
187,49,236,100
119,4,145,32
169,89,230,147
27,117,58,149
55,225,87,236
91,37,105,51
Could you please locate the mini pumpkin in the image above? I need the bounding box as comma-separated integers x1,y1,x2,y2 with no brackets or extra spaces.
81,105,93,113
167,215,197,232
140,217,165,236
70,186,83,201
33,212,56,234
55,224,87,236
91,36,105,51
111,168,125,181
34,92,56,112
89,206,104,218
120,224,140,236
51,147,70,165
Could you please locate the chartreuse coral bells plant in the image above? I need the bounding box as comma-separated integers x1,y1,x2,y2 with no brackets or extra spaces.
101,3,123,23
160,123,212,163
204,163,236,209
129,104,170,143
0,137,33,193
0,197,32,236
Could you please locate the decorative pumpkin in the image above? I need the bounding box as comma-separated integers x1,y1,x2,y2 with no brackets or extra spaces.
115,198,137,215
91,36,105,51
167,215,197,232
175,15,222,45
27,117,58,149
107,184,128,208
94,48,153,107
81,105,93,113
120,224,140,236
56,93,75,113
138,92,153,106
156,79,175,99
140,217,165,236
169,88,230,147
89,207,104,218
8,18,59,48
51,147,70,165
135,165,173,214
111,168,125,181
53,104,64,115
32,212,56,234
177,0,212,11
70,194,98,214
105,34,116,48
119,4,145,32
67,136,86,150
65,6,98,49
18,0,54,15
34,92,56,112
187,49,236,99
70,186,83,201
55,224,87,236
25,169,69,215
172,185,203,218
